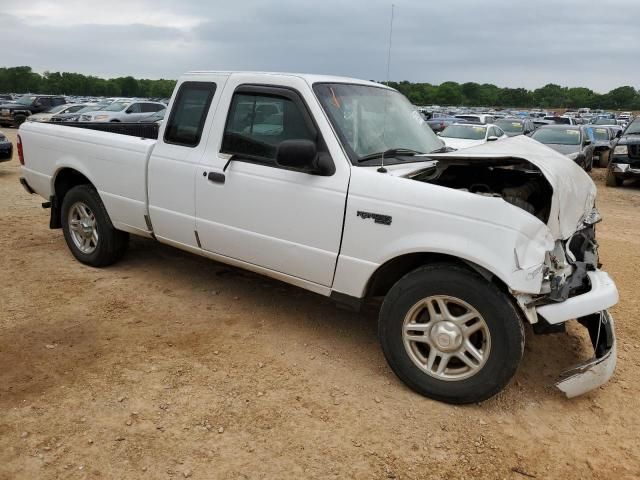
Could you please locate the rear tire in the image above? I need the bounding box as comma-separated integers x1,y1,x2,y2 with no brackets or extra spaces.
606,166,623,187
14,115,27,126
61,185,129,267
378,264,524,404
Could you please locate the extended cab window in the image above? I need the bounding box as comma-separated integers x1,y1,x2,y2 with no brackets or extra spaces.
222,91,316,161
164,82,217,147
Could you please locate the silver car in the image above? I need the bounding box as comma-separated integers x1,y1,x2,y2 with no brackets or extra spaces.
79,100,165,122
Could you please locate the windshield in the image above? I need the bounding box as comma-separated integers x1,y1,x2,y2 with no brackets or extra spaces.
495,120,523,133
17,96,36,105
104,101,129,112
47,104,69,114
532,128,581,145
313,83,443,163
441,125,486,140
592,128,610,141
624,120,640,135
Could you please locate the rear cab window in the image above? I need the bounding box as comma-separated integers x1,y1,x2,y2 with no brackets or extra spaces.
164,82,217,147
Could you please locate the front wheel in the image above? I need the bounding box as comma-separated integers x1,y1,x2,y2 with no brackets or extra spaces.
378,264,524,404
61,185,129,267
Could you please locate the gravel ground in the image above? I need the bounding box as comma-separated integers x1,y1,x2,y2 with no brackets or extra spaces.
1,127,639,479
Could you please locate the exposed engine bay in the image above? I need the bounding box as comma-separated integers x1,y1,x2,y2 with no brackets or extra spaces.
404,156,601,304
406,157,553,223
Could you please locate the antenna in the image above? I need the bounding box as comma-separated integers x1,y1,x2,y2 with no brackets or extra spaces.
378,4,395,174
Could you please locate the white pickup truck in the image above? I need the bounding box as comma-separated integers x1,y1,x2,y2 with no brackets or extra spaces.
18,71,618,404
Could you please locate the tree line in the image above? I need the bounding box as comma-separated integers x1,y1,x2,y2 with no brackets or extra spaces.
0,66,176,98
1,66,638,109
385,80,639,110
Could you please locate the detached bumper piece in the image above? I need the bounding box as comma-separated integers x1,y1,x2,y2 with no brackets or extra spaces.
556,311,616,398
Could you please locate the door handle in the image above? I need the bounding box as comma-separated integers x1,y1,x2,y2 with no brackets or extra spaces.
206,172,225,184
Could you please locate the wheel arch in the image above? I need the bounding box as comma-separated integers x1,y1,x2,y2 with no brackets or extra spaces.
50,167,96,228
364,252,509,299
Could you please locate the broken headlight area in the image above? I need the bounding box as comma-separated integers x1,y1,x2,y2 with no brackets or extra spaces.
535,224,599,304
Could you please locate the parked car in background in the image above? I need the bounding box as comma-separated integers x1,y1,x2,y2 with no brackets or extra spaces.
78,100,165,122
138,108,166,124
531,125,594,171
494,118,536,137
27,104,88,123
543,115,577,125
606,118,640,187
0,95,67,127
0,94,15,103
51,103,110,122
532,119,554,129
454,113,495,124
439,123,508,150
426,115,467,133
591,117,617,126
0,130,12,160
587,126,617,168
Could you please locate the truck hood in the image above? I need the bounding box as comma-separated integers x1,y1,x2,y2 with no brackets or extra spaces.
384,136,597,240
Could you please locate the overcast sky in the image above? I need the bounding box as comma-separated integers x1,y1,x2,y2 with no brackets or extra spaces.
2,0,638,92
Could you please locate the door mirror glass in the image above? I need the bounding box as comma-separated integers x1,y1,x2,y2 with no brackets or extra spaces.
276,140,317,170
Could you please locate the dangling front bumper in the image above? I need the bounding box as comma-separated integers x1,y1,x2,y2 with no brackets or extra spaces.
555,311,616,398
536,270,618,398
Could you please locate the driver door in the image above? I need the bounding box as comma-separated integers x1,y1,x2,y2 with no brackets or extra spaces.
195,80,350,287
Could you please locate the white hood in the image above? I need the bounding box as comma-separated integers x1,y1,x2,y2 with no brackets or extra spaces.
435,136,596,239
391,136,597,240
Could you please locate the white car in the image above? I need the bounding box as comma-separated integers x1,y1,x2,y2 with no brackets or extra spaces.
79,100,165,122
439,123,508,150
17,71,618,404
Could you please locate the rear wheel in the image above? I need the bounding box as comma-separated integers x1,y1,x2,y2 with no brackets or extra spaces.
378,264,524,404
61,185,129,267
14,115,27,126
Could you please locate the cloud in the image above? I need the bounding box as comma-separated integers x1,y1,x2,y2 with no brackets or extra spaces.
2,0,639,91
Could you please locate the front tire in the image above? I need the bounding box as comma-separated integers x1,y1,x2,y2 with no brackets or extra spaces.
599,150,610,168
605,166,623,187
378,264,524,404
61,185,129,267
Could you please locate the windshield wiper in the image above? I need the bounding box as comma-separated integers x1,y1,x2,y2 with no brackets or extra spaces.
357,148,423,163
428,145,453,153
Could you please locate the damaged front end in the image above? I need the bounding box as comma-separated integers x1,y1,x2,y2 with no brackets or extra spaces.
529,209,618,397
404,146,618,398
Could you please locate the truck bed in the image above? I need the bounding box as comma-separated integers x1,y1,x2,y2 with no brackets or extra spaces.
50,121,159,140
19,121,157,235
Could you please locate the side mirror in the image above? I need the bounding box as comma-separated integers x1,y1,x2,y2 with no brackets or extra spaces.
616,130,623,138
125,109,133,114
276,140,318,171
584,138,592,146
436,131,442,136
487,136,499,142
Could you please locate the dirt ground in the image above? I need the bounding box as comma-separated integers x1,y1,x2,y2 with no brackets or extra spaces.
1,127,639,480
